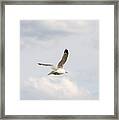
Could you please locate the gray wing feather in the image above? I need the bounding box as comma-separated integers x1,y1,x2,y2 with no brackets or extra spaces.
57,49,68,68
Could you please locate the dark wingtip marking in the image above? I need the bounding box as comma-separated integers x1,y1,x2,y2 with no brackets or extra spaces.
64,49,68,54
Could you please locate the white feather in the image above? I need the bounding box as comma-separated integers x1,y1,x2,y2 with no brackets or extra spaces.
51,66,57,70
56,68,65,74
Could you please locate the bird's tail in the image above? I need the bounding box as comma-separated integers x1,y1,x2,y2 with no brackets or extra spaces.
38,63,53,66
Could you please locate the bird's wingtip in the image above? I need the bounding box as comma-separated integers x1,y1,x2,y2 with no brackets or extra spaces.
64,49,68,54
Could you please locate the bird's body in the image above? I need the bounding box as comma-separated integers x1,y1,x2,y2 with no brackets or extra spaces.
48,68,65,75
56,68,65,74
51,65,57,70
38,49,69,75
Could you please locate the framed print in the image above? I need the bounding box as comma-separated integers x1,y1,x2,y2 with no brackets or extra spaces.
0,0,118,119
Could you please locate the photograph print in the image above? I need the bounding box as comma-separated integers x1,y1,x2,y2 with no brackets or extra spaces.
20,20,99,100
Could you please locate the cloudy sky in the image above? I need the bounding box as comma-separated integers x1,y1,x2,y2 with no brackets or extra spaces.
20,20,99,100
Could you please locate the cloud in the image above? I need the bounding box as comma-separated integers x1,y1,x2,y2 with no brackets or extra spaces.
20,20,98,44
21,75,93,100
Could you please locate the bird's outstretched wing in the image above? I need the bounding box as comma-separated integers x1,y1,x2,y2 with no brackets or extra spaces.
57,49,68,68
38,63,53,66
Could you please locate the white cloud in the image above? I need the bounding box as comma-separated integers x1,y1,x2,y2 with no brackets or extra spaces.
40,20,98,33
20,20,98,42
22,75,92,100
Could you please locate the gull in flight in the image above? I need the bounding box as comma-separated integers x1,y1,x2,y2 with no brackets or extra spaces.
38,49,69,75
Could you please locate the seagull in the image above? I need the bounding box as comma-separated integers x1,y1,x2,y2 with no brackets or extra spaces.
38,49,69,75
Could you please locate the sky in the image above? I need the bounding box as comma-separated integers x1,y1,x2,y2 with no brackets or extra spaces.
20,20,99,100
